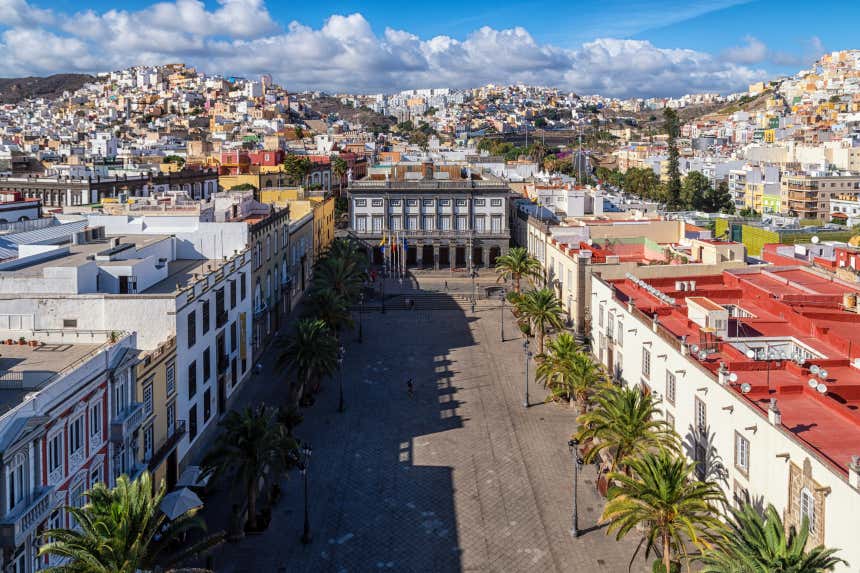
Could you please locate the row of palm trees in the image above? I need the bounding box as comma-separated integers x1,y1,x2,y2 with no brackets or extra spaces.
34,239,369,570
495,247,846,572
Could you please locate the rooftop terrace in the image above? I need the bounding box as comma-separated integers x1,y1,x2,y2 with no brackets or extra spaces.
0,342,102,414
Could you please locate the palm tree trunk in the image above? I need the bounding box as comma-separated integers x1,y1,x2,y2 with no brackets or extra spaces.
537,328,545,355
247,478,257,530
662,529,671,573
514,274,521,294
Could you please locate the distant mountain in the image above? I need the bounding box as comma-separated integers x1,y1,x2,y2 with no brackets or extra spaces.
0,74,94,104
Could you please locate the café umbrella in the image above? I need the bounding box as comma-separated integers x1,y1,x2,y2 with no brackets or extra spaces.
160,488,203,520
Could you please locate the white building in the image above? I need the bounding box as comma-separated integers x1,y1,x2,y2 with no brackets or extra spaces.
590,267,860,571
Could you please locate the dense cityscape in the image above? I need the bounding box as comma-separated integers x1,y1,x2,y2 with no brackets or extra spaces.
0,1,859,571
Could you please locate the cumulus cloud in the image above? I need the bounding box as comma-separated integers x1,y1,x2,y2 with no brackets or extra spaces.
724,35,826,69
0,0,768,97
723,36,768,64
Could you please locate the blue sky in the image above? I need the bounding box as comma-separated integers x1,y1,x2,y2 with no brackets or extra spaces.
0,0,856,96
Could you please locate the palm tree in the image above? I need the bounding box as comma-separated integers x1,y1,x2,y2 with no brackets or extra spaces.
575,384,678,474
323,238,364,268
537,335,605,413
38,472,221,572
280,318,339,406
494,247,542,293
332,156,348,197
202,406,297,531
700,503,847,573
305,289,353,337
517,288,565,354
602,450,725,573
313,254,364,304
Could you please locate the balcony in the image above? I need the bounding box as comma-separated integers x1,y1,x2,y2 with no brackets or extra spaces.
147,420,187,472
110,402,144,444
0,486,53,549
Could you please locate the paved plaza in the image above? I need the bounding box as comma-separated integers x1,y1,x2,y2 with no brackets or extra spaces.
203,275,647,572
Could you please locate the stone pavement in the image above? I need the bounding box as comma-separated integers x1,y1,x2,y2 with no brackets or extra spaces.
203,276,648,573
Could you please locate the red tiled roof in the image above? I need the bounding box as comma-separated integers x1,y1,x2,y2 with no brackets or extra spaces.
609,267,860,475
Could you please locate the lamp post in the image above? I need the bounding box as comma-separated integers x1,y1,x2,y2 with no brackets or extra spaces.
337,345,345,413
567,293,573,328
523,339,532,407
500,288,506,342
357,292,364,343
567,438,584,538
298,443,313,544
471,269,477,314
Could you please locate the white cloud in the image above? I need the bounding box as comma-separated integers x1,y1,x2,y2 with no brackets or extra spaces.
0,0,53,27
723,36,768,64
0,1,768,97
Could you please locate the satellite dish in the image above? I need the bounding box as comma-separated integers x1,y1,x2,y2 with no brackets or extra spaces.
698,350,708,360
816,383,827,394
808,379,818,388
746,349,756,360
810,365,820,374
586,238,593,246
729,372,738,383
819,369,829,379
811,235,820,244
740,383,752,394
691,344,699,353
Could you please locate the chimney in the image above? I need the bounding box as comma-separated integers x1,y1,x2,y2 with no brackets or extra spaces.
768,398,781,426
849,456,860,490
652,313,659,332
681,335,689,356
717,363,728,385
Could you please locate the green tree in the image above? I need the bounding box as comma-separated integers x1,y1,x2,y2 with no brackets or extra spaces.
280,319,340,407
528,141,548,165
38,472,221,572
575,384,678,474
516,288,565,354
202,406,297,531
602,450,725,573
681,171,711,211
623,167,661,200
701,181,735,214
663,108,682,209
229,183,257,192
294,126,305,140
700,503,847,573
162,154,185,167
283,154,313,186
494,247,543,294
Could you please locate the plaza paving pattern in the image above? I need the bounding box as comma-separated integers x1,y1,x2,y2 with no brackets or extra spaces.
203,276,648,572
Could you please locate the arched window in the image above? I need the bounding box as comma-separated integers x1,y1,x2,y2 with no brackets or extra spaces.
254,277,262,312
266,271,271,302
266,234,272,260
800,487,816,533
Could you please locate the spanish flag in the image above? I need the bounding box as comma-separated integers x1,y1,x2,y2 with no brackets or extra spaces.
379,233,387,247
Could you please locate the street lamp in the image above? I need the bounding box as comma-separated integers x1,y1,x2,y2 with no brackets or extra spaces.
500,288,506,342
567,438,584,538
567,293,573,328
471,269,477,314
357,292,364,343
337,345,346,413
298,443,313,544
523,339,533,407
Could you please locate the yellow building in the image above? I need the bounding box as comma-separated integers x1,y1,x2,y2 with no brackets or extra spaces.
312,195,335,260
136,336,182,491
